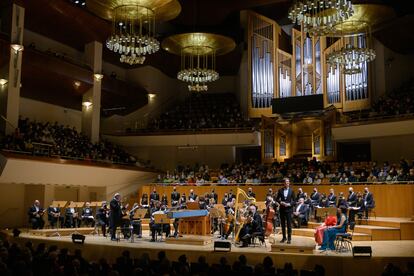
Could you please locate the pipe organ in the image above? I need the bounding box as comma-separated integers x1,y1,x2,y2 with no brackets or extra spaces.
278,50,292,98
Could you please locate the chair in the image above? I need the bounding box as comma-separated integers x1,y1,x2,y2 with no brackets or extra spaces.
251,231,265,247
335,222,354,253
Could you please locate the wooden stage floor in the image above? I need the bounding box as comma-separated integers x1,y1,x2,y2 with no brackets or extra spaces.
7,229,414,276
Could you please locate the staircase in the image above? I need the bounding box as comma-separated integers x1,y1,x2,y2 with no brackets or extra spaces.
291,217,414,241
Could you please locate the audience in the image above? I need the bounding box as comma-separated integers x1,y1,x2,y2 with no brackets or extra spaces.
0,117,148,167
155,158,414,184
146,93,253,131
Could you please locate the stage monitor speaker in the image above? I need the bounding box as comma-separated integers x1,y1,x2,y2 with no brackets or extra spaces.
72,234,85,244
352,246,372,257
272,94,324,114
214,240,231,252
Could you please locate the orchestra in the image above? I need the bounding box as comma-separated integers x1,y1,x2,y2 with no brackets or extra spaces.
26,185,375,247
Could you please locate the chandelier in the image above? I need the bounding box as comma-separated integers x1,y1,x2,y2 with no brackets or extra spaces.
162,33,235,92
327,43,375,74
87,0,181,65
288,0,354,36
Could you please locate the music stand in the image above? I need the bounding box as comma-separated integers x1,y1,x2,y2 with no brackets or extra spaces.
49,201,68,237
133,209,147,220
88,202,101,235
154,214,169,242
186,202,200,210
209,208,221,237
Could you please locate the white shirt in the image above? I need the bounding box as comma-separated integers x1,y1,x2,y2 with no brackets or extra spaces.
283,188,289,198
296,204,302,213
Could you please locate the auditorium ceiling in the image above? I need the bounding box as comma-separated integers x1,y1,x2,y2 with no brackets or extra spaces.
7,0,414,115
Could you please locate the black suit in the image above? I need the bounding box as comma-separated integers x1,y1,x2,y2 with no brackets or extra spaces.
347,192,358,223
327,194,337,206
28,205,45,229
363,192,375,218
171,191,180,207
150,192,160,206
292,204,308,228
276,187,295,241
240,212,264,245
47,207,63,228
110,198,122,240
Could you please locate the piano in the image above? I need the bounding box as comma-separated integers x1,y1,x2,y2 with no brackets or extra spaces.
167,209,210,236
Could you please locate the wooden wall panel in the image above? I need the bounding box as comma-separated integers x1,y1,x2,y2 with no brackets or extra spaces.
138,184,414,218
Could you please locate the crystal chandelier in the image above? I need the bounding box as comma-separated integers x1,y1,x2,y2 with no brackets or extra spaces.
162,33,235,92
288,0,354,36
106,4,159,65
327,43,375,74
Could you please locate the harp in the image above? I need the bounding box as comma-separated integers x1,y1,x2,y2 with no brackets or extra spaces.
234,188,256,243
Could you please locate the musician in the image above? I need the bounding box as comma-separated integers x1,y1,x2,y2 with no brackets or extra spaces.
47,204,63,229
347,187,358,223
210,188,218,204
221,193,229,205
220,201,235,240
247,187,256,199
129,203,142,238
140,193,149,208
363,187,375,219
327,188,337,206
292,198,308,228
65,201,80,228
276,178,295,244
198,196,207,210
296,188,305,202
28,200,45,229
161,194,168,207
188,189,197,202
81,202,95,227
336,192,348,208
110,193,122,241
228,189,236,202
171,187,180,207
150,188,160,207
239,204,264,247
96,202,109,237
150,202,171,242
319,205,348,251
266,188,274,201
120,203,131,238
179,192,187,209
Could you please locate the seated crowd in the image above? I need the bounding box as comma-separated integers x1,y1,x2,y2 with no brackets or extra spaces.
155,159,414,184
0,239,336,276
146,93,253,130
0,117,146,166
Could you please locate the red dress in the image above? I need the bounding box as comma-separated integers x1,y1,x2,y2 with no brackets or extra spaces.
314,216,337,245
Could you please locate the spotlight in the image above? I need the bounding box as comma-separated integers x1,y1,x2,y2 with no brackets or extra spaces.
72,234,85,244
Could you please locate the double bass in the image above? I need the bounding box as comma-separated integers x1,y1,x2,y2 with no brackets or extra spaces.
263,196,276,236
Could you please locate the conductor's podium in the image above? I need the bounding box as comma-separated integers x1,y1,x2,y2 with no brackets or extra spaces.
167,209,210,236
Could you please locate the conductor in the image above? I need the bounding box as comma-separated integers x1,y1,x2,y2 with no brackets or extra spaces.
110,193,122,241
276,178,295,244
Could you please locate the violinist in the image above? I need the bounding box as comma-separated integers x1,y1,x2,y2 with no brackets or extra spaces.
129,203,142,238
47,204,63,229
120,203,131,238
150,202,170,242
239,204,264,247
96,202,109,237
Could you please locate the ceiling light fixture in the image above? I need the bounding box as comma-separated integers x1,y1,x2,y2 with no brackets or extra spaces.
288,0,354,37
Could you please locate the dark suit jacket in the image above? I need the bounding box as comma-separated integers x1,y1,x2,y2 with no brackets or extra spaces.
363,192,374,207
150,192,160,202
294,204,308,216
347,192,357,207
251,212,264,234
310,192,321,202
276,188,295,213
110,198,122,226
171,191,180,202
28,205,43,221
47,207,60,221
328,194,337,205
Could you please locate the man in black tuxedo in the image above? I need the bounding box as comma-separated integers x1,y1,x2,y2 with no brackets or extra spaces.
171,187,180,207
28,200,45,229
210,188,218,204
363,187,375,219
347,187,358,223
110,193,122,241
276,179,295,243
150,188,160,207
239,204,264,247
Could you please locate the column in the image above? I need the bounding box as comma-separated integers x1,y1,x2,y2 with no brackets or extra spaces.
1,4,24,135
82,41,102,143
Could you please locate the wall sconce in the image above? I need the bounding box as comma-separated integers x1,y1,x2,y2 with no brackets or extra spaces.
93,73,103,81
82,101,93,108
10,44,24,54
0,79,8,86
74,81,81,88
148,93,156,99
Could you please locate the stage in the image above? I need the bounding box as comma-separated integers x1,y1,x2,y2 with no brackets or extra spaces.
5,229,414,276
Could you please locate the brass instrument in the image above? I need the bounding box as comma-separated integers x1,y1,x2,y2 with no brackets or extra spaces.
234,188,256,243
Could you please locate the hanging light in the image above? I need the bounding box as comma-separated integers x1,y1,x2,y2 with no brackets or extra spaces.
162,33,235,92
87,0,181,65
288,0,354,37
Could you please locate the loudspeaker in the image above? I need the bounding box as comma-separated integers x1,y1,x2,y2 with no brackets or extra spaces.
214,240,231,252
352,246,372,257
72,234,85,244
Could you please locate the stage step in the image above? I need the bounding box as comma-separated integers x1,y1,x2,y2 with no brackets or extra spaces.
354,225,400,240
27,228,95,237
292,228,372,241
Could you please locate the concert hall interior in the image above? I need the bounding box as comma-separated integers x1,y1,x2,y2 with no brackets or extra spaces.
1,0,414,275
